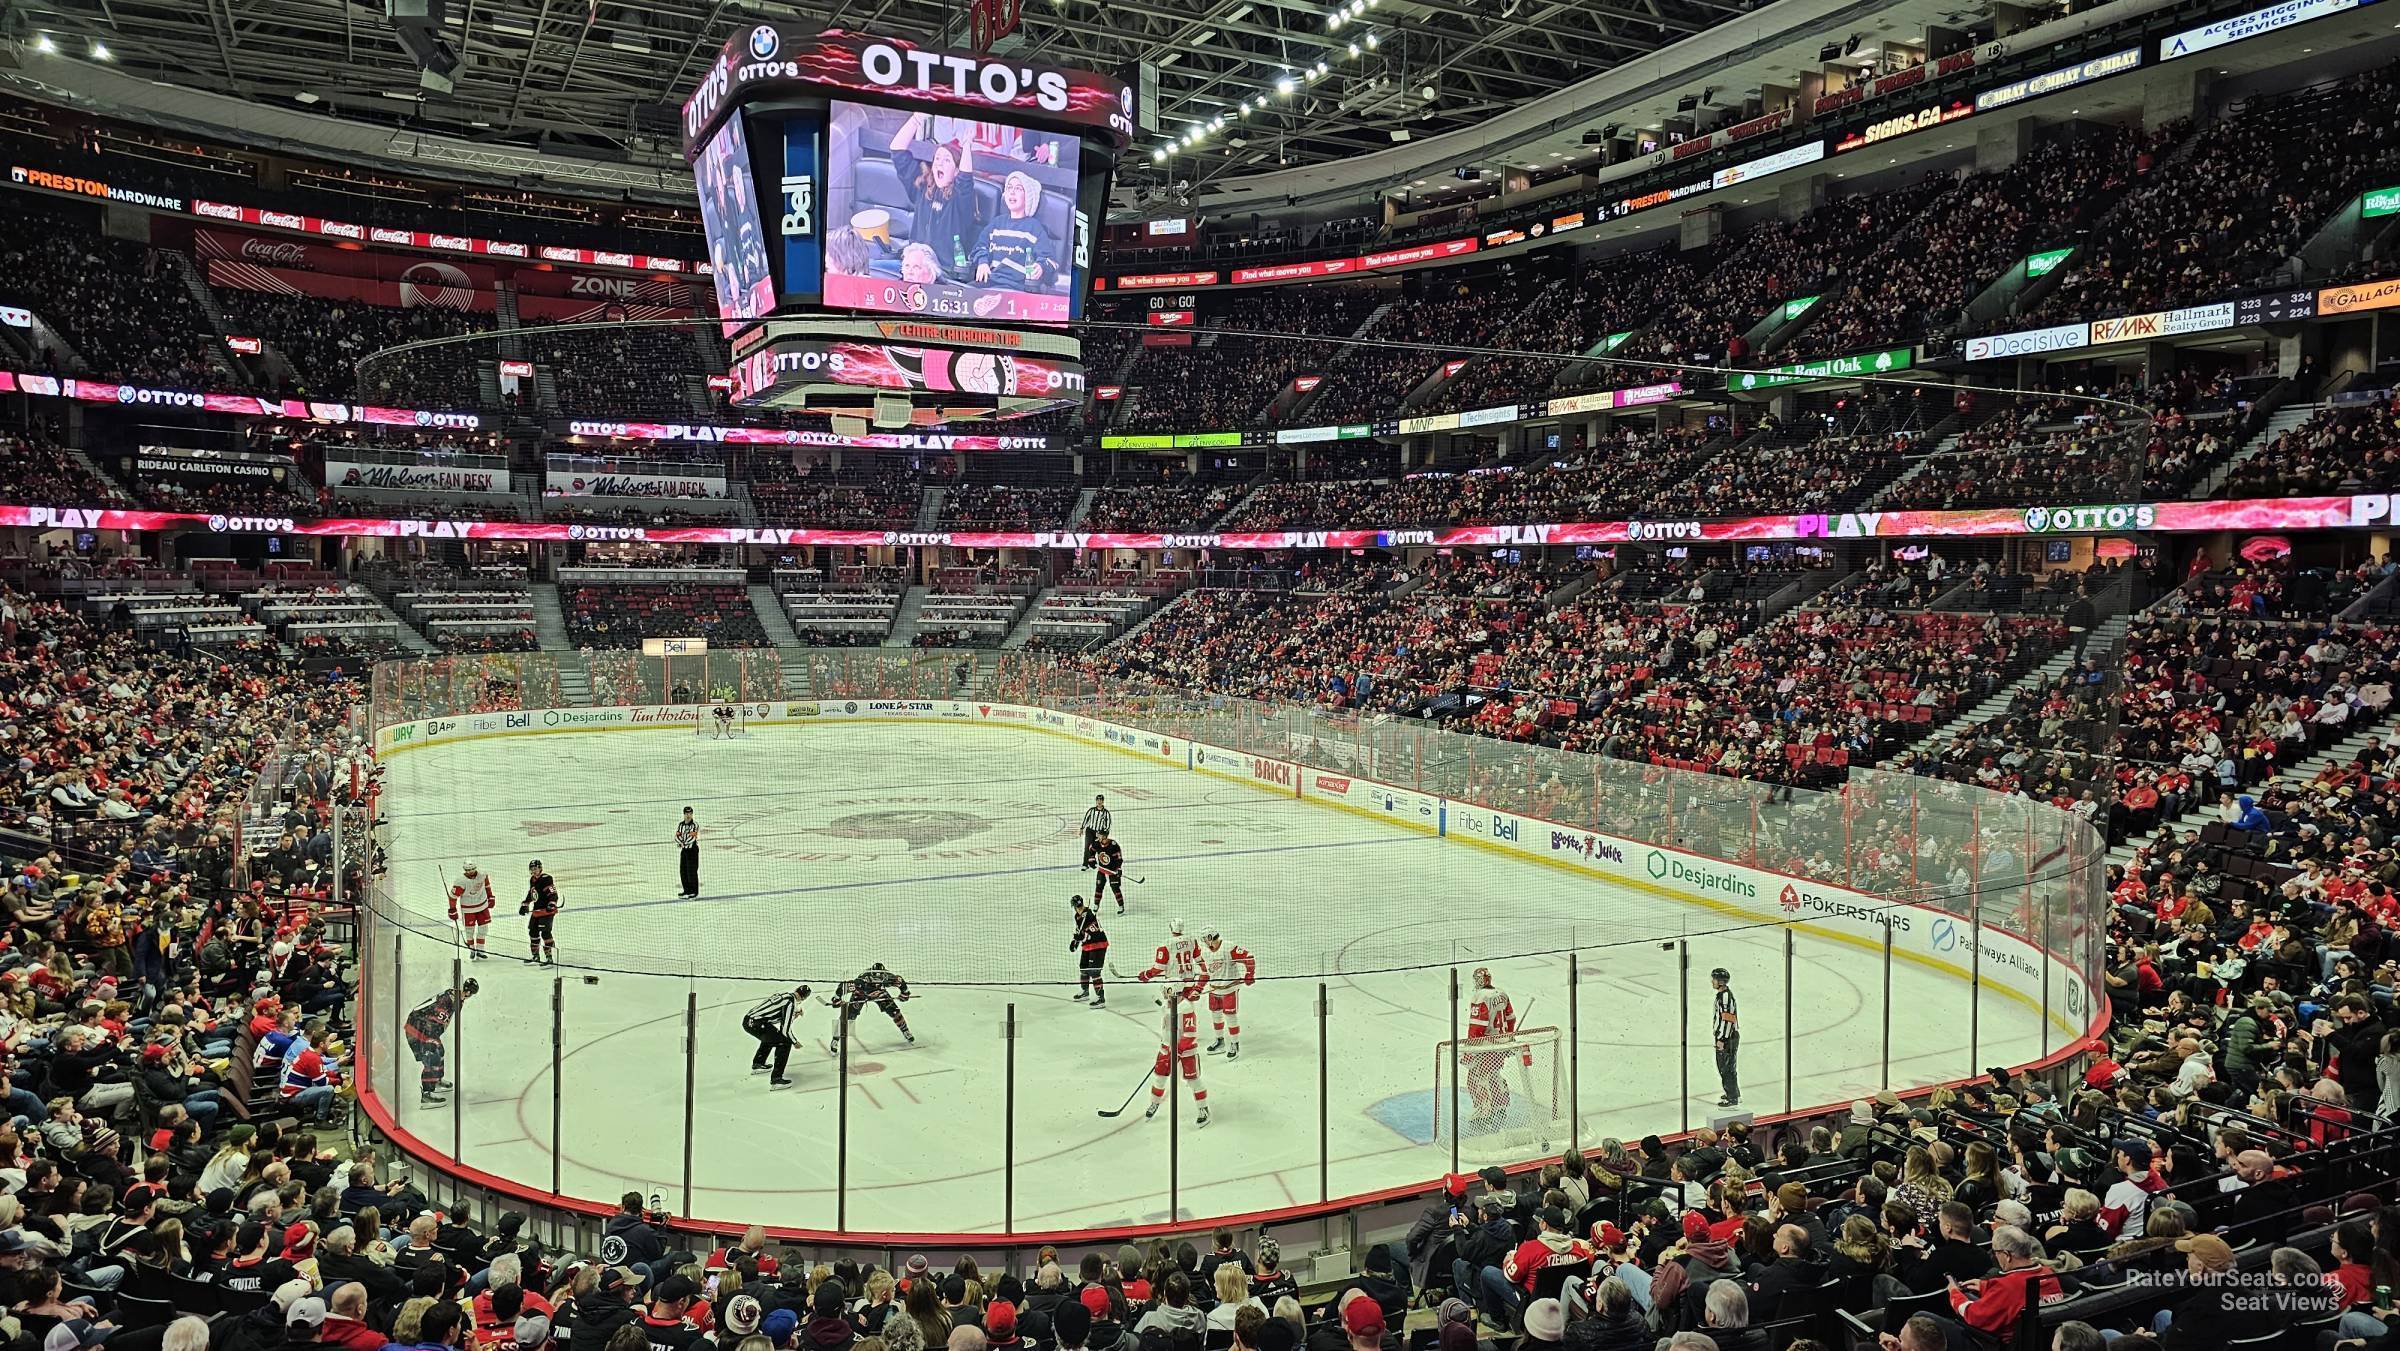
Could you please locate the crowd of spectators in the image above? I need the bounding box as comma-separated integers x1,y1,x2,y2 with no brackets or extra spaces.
2040,61,2400,322
1308,270,1551,424
3,431,130,507
1429,251,1700,415
939,485,1079,530
0,200,223,390
1115,288,1384,432
209,290,488,407
1082,478,1247,533
1799,124,2159,358
2221,396,2400,499
749,460,929,530
1614,178,1950,381
562,582,768,648
538,327,709,423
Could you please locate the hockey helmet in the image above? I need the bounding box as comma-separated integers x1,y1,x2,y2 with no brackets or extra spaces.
1710,967,1731,983
461,862,479,875
1169,918,1185,936
461,978,480,996
1472,966,1492,987
1202,926,1220,942
870,961,887,972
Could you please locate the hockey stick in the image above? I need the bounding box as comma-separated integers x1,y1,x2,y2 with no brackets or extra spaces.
1095,864,1147,886
1095,1064,1153,1118
436,865,462,950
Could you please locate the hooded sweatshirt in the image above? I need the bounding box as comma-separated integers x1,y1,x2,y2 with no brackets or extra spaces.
1646,1237,1736,1331
2234,795,2270,833
802,1316,856,1351
1504,1231,1594,1291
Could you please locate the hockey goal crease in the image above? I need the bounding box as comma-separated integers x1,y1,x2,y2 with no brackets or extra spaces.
1433,1026,1563,1158
697,704,751,738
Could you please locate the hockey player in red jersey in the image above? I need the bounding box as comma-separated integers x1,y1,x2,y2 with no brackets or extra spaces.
1143,975,1209,1127
1199,927,1254,1059
1462,967,1537,1134
447,863,496,960
1137,918,1203,985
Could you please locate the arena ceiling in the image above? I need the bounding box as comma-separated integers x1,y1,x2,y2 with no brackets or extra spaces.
3,0,1771,182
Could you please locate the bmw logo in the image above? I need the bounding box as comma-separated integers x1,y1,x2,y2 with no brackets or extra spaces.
2024,506,2050,532
748,24,779,59
567,524,585,541
207,515,229,533
414,410,432,425
117,387,135,404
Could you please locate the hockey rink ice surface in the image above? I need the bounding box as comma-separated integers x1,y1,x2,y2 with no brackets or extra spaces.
375,720,2054,1234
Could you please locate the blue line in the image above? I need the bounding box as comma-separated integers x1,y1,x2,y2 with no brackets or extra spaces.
568,834,1429,916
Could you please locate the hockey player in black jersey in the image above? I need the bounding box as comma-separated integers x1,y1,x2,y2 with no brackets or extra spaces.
828,963,914,1048
1070,897,1109,1007
743,984,811,1086
1090,833,1126,913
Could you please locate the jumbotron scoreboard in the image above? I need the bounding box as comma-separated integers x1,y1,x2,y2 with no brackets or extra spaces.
680,27,1133,428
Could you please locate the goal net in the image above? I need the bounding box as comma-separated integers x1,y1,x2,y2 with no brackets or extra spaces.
1433,1027,1563,1159
695,703,751,738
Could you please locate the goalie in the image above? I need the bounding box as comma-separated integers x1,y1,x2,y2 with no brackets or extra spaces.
1463,967,1543,1140
710,704,739,739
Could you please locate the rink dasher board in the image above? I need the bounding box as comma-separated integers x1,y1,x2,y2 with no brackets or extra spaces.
375,699,2100,1043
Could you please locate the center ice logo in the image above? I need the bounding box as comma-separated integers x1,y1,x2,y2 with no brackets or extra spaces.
824,809,989,850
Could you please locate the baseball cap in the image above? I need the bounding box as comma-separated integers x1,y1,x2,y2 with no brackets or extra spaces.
1681,1211,1711,1240
1340,1295,1386,1339
43,1320,108,1351
1079,1286,1112,1321
2176,1234,2236,1270
2117,1139,2154,1168
761,1309,800,1347
287,1297,329,1330
986,1302,1019,1337
1592,1222,1627,1250
273,1278,315,1314
515,1316,554,1349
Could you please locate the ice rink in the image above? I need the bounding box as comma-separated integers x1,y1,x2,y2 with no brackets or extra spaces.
367,719,2053,1234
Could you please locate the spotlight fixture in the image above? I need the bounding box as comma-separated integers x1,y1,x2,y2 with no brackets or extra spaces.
1327,10,1342,29
1348,41,1359,55
1365,32,1379,47
33,33,55,52
90,40,112,60
1152,149,1168,162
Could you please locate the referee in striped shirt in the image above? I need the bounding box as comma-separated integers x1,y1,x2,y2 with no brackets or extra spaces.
1081,795,1111,867
744,984,810,1086
677,806,701,898
1710,967,1741,1107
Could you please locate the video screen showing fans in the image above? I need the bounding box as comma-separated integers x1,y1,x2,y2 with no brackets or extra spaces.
821,101,1083,325
695,115,776,325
